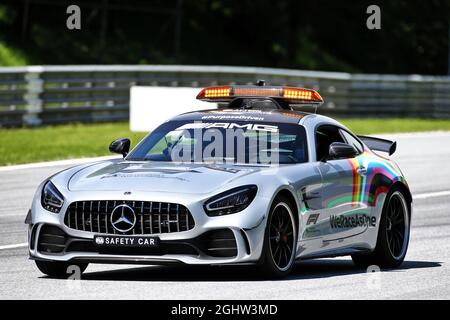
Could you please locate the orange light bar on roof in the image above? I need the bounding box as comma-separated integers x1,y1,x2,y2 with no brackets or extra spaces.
196,85,323,104
233,87,280,97
203,86,231,98
282,88,323,102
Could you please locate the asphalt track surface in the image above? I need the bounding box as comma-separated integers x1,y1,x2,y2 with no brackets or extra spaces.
0,132,449,299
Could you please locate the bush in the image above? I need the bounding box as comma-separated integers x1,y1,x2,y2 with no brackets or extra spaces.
0,42,27,66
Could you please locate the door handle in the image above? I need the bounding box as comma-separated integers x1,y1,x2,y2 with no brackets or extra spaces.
357,166,367,175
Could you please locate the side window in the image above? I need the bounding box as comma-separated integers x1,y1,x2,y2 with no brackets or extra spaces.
340,130,363,154
315,125,345,161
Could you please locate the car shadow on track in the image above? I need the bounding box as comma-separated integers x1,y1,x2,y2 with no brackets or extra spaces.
75,259,442,282
286,259,442,280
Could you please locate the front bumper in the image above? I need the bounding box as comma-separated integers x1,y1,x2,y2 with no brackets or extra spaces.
28,190,269,266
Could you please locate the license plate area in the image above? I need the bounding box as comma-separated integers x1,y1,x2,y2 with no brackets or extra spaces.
94,235,160,248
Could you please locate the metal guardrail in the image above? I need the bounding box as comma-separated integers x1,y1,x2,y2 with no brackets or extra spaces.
1,65,450,127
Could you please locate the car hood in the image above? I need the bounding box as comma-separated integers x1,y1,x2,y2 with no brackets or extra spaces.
68,160,266,194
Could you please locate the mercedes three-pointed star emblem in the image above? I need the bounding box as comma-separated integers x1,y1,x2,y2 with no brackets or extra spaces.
110,204,136,233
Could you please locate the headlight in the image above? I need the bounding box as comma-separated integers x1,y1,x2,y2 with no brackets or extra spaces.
41,181,64,213
204,185,257,216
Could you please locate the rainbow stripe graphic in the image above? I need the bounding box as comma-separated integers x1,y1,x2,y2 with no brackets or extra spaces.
349,157,362,205
348,151,405,207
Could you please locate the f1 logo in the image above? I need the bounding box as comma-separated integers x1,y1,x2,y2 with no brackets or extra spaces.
307,213,320,225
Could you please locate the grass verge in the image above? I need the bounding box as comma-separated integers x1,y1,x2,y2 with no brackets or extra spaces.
0,122,146,166
339,118,450,135
1,118,450,165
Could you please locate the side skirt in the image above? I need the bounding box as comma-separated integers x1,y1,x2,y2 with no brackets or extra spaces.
297,247,372,260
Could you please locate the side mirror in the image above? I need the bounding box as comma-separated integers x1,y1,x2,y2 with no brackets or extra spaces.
109,138,130,157
328,142,357,160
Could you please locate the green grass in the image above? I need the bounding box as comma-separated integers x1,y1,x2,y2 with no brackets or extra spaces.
339,118,450,135
0,122,146,165
1,118,450,166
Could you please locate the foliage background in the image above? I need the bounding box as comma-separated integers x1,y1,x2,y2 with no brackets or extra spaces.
0,0,449,74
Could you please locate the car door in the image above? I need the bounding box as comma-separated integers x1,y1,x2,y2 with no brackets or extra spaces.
314,125,368,247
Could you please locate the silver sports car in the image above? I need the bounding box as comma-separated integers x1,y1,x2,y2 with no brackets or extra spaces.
26,83,412,278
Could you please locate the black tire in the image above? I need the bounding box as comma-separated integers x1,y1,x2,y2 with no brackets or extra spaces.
259,195,297,278
35,260,88,278
352,186,410,269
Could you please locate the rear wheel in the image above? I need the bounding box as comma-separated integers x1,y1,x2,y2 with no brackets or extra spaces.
352,186,410,268
35,260,88,278
259,196,297,278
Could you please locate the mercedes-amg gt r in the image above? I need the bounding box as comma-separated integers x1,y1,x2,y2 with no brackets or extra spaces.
26,83,412,278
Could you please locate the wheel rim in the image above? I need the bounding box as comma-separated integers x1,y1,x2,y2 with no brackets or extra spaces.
385,191,409,260
269,202,296,271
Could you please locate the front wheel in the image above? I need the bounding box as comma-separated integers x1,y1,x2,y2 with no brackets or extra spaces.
259,195,297,278
35,260,88,278
352,186,410,269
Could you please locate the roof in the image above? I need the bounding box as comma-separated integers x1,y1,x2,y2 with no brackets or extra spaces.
172,108,316,124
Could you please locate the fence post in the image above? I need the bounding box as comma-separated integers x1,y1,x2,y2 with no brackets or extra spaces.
23,66,44,126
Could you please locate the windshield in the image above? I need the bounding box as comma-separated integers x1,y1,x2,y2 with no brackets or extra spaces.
127,120,308,165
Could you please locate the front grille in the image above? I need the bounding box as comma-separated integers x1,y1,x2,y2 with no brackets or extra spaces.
64,200,195,235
